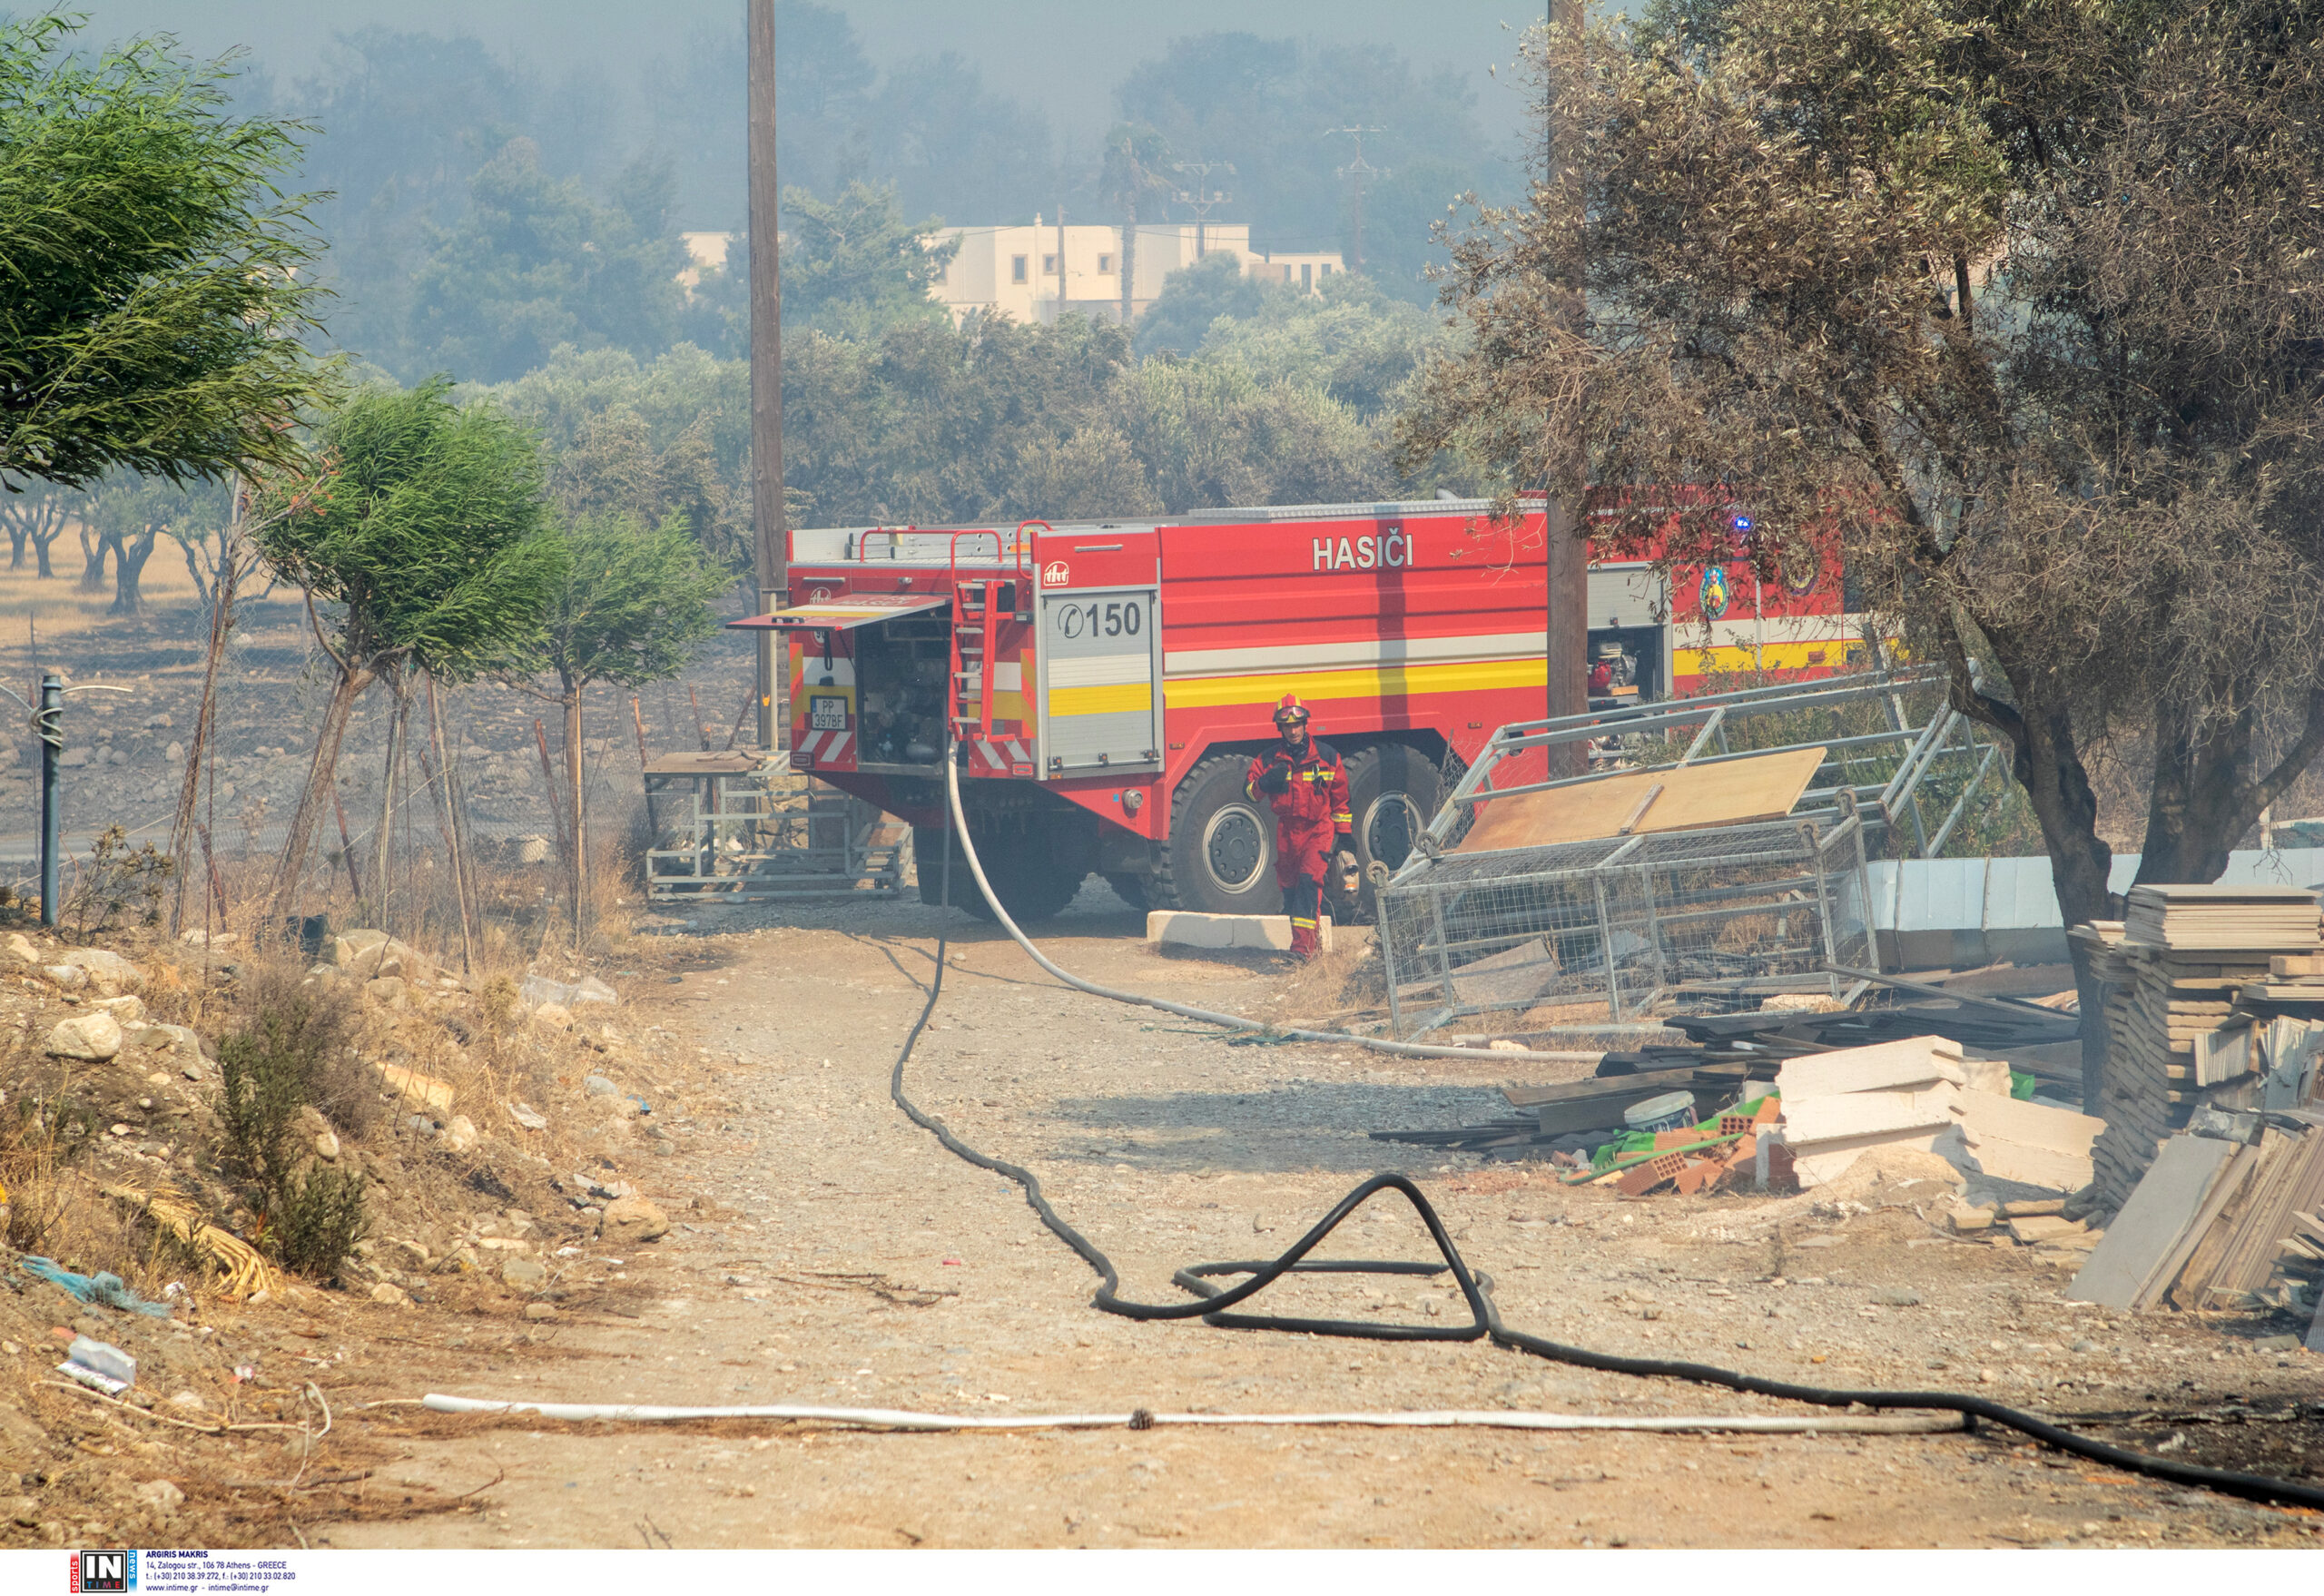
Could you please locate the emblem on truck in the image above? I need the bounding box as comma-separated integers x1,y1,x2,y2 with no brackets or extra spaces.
1042,560,1070,587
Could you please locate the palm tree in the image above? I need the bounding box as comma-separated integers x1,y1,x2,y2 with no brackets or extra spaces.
1099,123,1172,330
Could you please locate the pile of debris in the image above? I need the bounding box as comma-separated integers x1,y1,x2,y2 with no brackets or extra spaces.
2065,889,2324,1348
2070,1113,2324,1335
1380,1030,2106,1202
2079,884,2324,1210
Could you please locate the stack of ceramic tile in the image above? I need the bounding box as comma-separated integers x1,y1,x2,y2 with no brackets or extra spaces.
2123,884,2324,951
2081,886,2323,1211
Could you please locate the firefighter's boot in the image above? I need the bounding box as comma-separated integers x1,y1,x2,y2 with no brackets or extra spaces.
1289,921,1322,961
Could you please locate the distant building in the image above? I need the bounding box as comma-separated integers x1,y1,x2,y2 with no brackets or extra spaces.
929,220,1345,326
679,231,733,292
675,222,1347,327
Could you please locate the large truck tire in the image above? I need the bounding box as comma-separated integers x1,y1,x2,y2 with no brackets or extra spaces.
1149,753,1283,915
911,823,1084,923
1344,742,1445,917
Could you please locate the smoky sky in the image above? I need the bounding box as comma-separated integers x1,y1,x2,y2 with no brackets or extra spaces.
62,0,1552,158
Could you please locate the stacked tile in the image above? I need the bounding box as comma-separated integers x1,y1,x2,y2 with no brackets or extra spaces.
2083,887,2324,1212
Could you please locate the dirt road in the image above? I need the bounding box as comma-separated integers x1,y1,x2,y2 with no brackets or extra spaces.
320,890,2323,1550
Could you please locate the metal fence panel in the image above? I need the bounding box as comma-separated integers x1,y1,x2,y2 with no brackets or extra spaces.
1379,813,1872,1039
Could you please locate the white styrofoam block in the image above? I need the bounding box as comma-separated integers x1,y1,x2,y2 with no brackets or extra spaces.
1774,1037,1965,1101
1781,1087,1961,1148
1146,911,1332,952
1792,1125,1965,1189
1954,1092,2104,1157
1959,1058,2013,1096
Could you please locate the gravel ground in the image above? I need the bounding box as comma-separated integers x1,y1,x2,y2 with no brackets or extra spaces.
317,886,2324,1550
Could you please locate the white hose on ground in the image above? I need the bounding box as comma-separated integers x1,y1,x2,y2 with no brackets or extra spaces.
942,754,1603,1067
420,1394,1962,1435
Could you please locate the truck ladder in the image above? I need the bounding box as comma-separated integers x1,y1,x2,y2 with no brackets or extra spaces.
944,527,1036,766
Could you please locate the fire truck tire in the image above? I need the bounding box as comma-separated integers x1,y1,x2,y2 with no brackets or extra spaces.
1149,754,1281,916
912,825,1084,922
1344,743,1445,914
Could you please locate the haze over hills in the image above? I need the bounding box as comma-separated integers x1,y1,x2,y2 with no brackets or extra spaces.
43,1,1547,382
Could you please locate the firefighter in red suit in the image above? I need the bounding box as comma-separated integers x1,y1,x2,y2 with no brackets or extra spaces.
1246,694,1354,961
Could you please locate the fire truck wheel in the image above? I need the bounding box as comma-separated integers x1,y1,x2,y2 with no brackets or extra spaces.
1344,743,1445,914
1149,754,1281,916
911,825,1084,921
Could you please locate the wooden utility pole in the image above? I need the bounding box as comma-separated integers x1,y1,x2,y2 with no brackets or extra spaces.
1542,0,1589,774
748,0,786,751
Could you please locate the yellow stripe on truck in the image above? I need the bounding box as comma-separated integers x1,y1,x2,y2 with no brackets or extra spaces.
1049,683,1153,717
1676,642,1866,675
1161,656,1548,711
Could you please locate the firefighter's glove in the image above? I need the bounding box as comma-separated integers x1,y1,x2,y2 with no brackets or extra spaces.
1258,764,1291,795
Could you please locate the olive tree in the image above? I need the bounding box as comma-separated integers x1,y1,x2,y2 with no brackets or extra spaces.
1400,1,2324,1100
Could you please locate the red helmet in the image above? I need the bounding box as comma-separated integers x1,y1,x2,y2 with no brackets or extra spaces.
1273,693,1311,729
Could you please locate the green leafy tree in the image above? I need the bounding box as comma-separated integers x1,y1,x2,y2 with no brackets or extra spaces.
527,512,726,928
1132,251,1280,357
405,140,687,384
487,343,755,570
0,16,326,491
0,478,78,576
1115,34,1502,261
86,475,222,616
1196,273,1457,419
253,379,563,920
780,181,959,340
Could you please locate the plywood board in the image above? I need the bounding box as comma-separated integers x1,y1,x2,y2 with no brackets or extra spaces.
1457,745,1828,854
2067,1134,2240,1309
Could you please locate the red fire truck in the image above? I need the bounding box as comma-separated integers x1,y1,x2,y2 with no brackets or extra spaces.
737,494,1883,921
737,498,1561,920
1583,491,1873,703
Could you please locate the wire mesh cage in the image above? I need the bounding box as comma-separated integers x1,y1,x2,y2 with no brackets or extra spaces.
1378,809,1874,1039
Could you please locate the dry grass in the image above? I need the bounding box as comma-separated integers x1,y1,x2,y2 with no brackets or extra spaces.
0,539,206,638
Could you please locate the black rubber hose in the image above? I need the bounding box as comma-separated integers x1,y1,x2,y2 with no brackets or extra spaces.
887,793,2324,1512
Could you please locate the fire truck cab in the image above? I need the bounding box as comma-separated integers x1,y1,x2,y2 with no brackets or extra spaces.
738,498,1559,921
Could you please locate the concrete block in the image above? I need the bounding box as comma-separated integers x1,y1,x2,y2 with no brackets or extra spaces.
1146,911,1332,953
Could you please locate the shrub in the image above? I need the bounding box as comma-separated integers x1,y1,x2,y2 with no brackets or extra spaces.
213,995,369,1281
63,824,174,938
269,1163,369,1280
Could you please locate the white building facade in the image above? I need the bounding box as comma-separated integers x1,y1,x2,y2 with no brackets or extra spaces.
930,220,1345,326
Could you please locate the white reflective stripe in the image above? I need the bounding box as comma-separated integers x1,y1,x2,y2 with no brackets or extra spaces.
1163,631,1546,678
1049,652,1151,687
